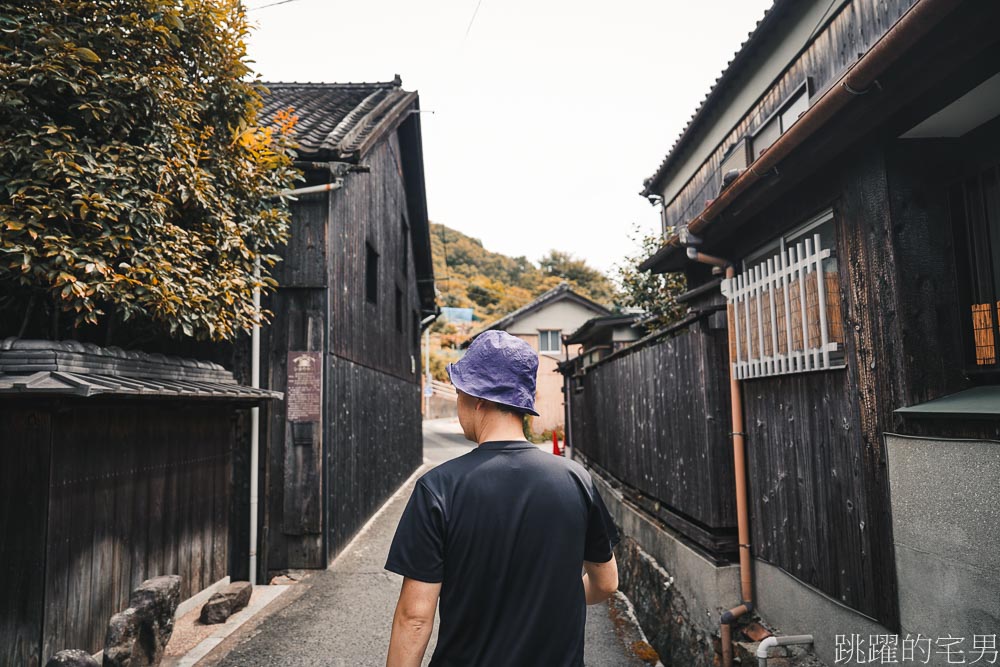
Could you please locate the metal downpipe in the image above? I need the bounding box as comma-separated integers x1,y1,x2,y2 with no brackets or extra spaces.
687,249,754,667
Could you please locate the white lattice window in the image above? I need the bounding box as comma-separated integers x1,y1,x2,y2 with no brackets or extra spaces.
721,212,845,380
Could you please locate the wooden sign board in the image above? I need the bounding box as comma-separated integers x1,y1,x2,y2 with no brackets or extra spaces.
286,351,322,422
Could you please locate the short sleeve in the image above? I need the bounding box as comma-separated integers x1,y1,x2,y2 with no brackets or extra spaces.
583,484,620,563
385,480,446,583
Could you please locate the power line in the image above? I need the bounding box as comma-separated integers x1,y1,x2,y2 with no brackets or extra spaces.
464,0,485,39
248,0,305,11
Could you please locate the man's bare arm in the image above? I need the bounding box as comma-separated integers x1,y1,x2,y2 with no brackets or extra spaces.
386,577,442,667
582,553,619,605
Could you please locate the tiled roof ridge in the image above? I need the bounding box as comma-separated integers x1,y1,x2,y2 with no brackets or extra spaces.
323,88,391,151
465,282,611,345
641,0,793,197
263,74,403,90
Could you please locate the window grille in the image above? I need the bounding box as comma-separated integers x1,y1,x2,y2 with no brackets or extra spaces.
721,232,845,379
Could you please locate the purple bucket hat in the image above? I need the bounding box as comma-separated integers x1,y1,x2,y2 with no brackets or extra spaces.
447,330,540,416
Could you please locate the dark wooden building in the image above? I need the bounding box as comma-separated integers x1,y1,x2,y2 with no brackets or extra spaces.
256,78,436,575
0,339,276,666
568,1,1000,664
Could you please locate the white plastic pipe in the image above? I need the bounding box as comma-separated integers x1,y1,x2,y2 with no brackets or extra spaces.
250,256,261,586
757,634,814,667
279,180,344,197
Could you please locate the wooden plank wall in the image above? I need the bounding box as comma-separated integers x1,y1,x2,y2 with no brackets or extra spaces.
569,323,737,535
44,403,231,658
329,134,423,381
261,288,327,572
661,0,918,231
326,355,422,557
742,370,877,618
736,147,900,629
0,405,51,667
0,401,232,662
261,130,424,574
325,132,424,557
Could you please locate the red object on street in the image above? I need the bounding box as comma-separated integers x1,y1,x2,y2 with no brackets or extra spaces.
552,432,562,456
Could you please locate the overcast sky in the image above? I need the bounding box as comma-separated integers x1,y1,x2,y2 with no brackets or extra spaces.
246,0,774,274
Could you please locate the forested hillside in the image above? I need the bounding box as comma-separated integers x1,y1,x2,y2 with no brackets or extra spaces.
430,223,615,322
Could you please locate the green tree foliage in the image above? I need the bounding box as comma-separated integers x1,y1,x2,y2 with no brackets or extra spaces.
538,250,616,305
0,0,298,341
613,224,687,333
430,223,616,323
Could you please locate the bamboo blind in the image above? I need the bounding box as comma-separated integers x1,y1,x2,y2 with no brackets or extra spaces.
971,302,1000,366
722,233,844,379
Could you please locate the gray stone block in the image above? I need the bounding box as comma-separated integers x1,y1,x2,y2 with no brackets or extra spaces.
200,581,253,625
103,575,181,667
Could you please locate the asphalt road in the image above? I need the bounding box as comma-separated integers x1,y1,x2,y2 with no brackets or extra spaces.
210,419,650,666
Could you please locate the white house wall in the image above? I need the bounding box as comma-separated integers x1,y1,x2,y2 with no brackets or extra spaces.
505,299,607,435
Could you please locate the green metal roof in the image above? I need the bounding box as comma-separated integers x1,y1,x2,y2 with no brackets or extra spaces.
895,386,1000,419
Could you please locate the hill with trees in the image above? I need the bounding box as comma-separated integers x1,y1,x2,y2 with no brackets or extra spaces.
430,223,614,322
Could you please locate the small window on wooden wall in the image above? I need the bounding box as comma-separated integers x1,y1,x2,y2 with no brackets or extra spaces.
413,310,421,353
365,242,379,304
752,82,810,161
722,210,845,379
949,164,1000,370
395,285,403,333
401,215,409,276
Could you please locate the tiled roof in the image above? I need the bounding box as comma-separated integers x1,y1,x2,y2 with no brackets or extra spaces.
261,76,417,161
641,0,796,197
0,338,281,402
563,312,642,345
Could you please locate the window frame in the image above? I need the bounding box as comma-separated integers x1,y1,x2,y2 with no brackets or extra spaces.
538,329,562,355
948,163,1000,373
750,79,811,161
725,208,846,379
365,241,379,305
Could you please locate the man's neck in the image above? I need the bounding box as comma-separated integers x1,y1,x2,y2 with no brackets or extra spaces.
476,416,527,445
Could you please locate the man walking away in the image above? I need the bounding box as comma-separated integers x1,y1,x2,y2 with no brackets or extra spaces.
385,330,621,667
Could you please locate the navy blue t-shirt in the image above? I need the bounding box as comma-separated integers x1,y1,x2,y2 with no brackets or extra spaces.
385,440,621,667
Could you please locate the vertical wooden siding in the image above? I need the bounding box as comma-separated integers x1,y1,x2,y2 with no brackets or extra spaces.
45,403,231,658
738,148,901,629
325,132,423,557
326,355,422,557
0,401,232,662
570,324,737,533
742,370,876,616
261,289,327,571
330,134,423,382
262,130,424,574
0,406,50,667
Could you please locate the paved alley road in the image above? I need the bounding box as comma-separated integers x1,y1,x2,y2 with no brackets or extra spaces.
209,419,650,667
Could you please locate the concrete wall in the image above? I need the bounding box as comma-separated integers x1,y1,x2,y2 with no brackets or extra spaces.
587,450,908,667
753,559,892,666
586,463,741,666
885,433,1000,657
